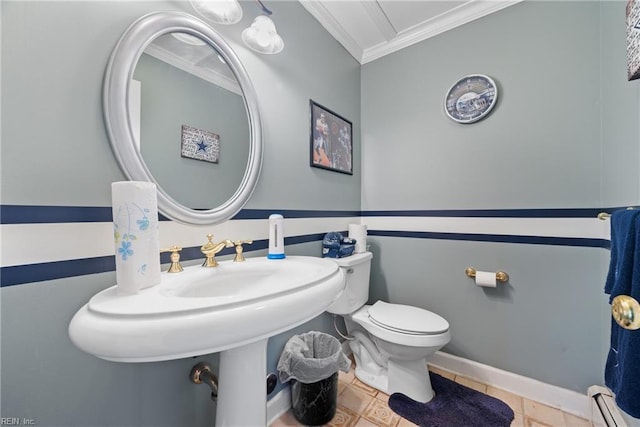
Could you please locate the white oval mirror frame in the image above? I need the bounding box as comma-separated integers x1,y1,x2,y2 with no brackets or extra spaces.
104,11,262,225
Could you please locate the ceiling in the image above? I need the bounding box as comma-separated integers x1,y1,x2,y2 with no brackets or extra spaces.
299,0,522,64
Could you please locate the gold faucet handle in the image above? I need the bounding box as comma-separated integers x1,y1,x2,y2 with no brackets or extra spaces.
232,240,253,262
160,245,183,273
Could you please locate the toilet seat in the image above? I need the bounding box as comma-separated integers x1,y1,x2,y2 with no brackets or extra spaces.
349,303,451,348
368,301,449,335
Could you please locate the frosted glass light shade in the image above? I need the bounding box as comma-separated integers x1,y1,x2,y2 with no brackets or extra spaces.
190,0,243,25
241,16,284,54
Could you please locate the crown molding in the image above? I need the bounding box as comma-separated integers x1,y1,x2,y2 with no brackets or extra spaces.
144,44,242,95
299,0,522,65
361,0,522,64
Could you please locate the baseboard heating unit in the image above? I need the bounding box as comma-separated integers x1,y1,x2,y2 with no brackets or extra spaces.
589,385,628,427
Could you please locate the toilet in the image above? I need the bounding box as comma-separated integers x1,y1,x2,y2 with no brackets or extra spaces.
327,251,450,402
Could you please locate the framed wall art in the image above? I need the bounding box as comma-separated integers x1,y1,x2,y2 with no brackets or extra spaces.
627,0,640,81
181,124,220,163
310,100,353,175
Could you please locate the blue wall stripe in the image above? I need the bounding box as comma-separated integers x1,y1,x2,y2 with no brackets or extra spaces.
3,205,637,224
163,234,327,263
233,209,360,220
364,208,614,218
1,256,116,287
1,204,623,286
0,205,176,224
2,205,113,224
0,234,330,287
0,205,358,224
1,230,608,287
368,230,610,249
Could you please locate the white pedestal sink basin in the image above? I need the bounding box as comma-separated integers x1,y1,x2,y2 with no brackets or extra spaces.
69,256,345,426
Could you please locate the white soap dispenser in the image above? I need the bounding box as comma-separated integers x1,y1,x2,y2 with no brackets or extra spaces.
267,214,286,259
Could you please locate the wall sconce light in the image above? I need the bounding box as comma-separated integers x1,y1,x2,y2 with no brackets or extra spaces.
190,0,284,55
242,15,284,54
190,0,243,25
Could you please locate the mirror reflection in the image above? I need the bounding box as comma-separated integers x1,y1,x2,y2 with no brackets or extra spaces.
131,32,250,210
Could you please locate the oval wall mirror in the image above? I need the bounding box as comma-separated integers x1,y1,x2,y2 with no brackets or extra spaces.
104,11,262,225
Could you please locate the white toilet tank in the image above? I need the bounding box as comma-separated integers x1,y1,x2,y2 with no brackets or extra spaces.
326,251,373,315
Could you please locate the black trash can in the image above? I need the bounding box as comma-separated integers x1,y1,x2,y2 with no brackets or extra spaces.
277,332,351,426
291,372,339,425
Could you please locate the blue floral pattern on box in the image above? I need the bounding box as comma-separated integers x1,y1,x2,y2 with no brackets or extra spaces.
111,181,161,293
113,203,150,265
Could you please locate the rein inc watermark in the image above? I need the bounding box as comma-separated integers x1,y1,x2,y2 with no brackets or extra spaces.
1,418,35,426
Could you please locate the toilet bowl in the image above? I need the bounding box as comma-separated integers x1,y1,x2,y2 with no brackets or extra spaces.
326,252,450,402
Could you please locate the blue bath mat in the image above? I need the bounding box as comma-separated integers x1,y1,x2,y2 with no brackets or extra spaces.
388,373,514,427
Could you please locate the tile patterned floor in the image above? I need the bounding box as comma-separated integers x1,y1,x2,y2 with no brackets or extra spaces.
270,364,593,427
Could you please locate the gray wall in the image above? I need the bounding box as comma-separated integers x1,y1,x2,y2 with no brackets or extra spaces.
1,1,360,425
362,1,603,210
601,0,640,206
361,0,639,394
3,0,640,424
1,0,362,207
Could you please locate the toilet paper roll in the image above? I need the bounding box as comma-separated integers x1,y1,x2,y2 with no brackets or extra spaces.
112,181,161,295
348,223,368,253
475,271,497,288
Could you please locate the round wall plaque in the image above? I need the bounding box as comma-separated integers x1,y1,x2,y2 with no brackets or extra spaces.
444,74,498,124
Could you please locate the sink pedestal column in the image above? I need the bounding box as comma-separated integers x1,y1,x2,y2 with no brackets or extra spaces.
216,338,268,426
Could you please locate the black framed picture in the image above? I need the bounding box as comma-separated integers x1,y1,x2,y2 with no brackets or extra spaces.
627,0,640,81
310,100,353,175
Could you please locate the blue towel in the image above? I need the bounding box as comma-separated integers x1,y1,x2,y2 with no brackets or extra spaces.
604,210,640,417
604,210,640,298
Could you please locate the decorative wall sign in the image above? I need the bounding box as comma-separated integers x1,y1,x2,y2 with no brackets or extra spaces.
627,0,640,81
181,125,220,163
444,74,498,124
310,100,353,175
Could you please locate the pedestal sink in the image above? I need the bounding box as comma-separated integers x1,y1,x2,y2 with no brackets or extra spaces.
69,256,345,426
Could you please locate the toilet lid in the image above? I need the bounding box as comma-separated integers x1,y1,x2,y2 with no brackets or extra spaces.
368,301,449,335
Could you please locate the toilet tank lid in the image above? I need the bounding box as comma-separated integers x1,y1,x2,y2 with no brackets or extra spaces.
331,251,373,267
368,301,449,334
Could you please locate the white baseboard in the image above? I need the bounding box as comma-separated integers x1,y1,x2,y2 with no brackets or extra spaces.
267,386,291,426
428,351,591,419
